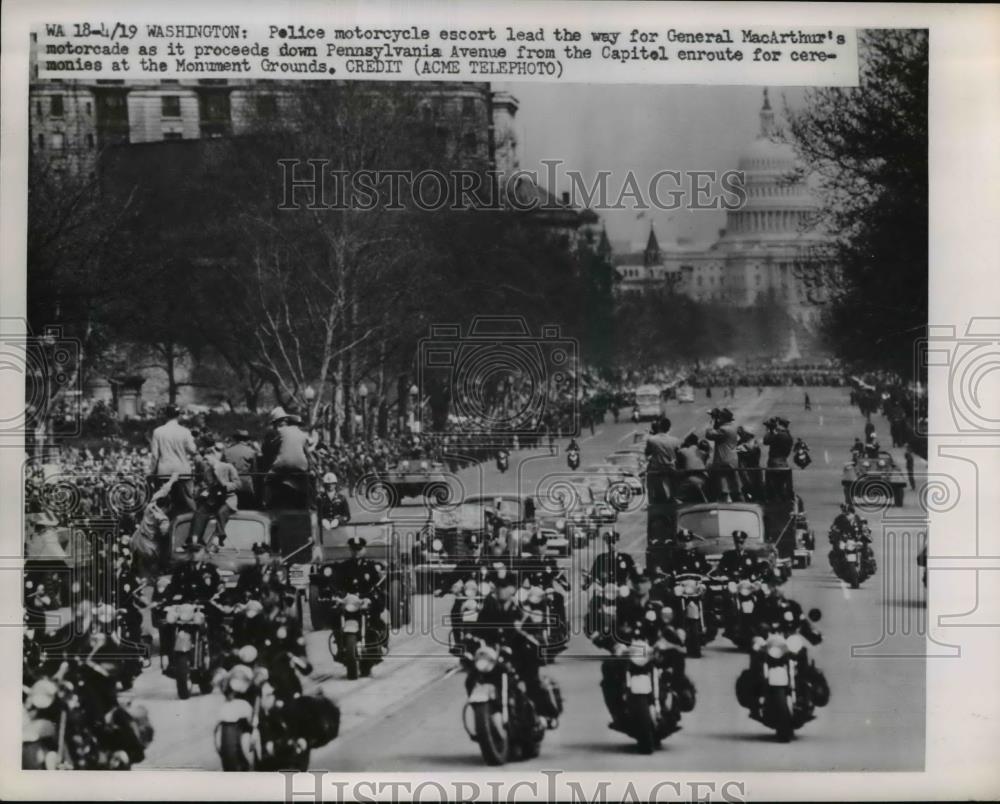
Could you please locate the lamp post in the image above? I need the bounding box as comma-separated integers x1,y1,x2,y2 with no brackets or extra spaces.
358,382,369,439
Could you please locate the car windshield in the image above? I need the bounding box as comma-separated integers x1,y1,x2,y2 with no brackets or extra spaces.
678,509,763,544
173,517,266,553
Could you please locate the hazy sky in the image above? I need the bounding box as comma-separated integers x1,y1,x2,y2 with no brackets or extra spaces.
497,83,806,251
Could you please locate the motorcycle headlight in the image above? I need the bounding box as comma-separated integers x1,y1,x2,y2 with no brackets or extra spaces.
629,642,651,666
528,587,544,605
192,610,206,626
645,610,657,622
237,645,258,665
727,581,738,594
474,646,497,673
178,604,195,623
846,539,858,551
786,634,806,654
767,641,789,660
673,584,684,597
27,679,57,710
420,461,429,471
276,626,287,640
344,595,361,613
682,580,698,596
164,606,178,624
431,538,443,553
555,519,566,532
323,566,333,577
738,581,754,597
229,675,250,695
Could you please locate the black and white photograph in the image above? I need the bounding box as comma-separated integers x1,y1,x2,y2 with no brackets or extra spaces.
3,2,1000,801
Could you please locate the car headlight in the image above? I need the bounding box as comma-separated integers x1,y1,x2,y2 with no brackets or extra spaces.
323,566,333,577
431,538,443,552
474,646,498,673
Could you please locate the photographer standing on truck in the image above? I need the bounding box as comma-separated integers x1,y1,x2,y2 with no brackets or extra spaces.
644,416,680,503
763,417,794,500
705,408,742,503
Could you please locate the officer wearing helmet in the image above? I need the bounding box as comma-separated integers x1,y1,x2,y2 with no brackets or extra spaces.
318,472,351,530
234,542,280,603
586,531,636,589
713,530,762,581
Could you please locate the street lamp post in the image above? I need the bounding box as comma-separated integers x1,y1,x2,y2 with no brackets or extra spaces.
358,382,369,439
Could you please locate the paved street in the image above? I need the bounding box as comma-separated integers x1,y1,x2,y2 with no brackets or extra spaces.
128,386,926,771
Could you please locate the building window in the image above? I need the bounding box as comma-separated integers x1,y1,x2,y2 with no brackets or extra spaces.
50,132,64,150
161,95,181,117
255,94,277,118
51,95,64,117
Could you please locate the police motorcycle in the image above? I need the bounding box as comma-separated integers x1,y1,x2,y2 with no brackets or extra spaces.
314,566,387,680
519,565,571,663
214,635,339,772
496,449,510,473
460,630,562,766
567,447,581,471
157,594,219,699
671,572,714,658
736,607,828,742
829,523,876,589
22,607,155,770
607,612,691,754
434,562,497,656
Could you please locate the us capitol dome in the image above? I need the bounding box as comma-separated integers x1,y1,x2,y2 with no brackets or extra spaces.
614,89,837,333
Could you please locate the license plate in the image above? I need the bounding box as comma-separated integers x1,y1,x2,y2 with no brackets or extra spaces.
741,600,755,614
846,553,858,563
628,674,653,694
767,665,790,686
342,620,360,633
468,684,494,703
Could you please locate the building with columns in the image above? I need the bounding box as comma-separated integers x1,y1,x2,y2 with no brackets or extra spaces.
614,90,837,330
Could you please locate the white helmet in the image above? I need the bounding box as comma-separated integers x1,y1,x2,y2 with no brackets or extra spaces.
322,472,338,485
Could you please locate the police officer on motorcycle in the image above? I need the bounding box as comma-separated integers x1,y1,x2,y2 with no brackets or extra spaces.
662,529,712,576
713,531,762,581
330,537,387,675
234,542,279,604
317,472,351,528
158,543,226,675
586,531,636,590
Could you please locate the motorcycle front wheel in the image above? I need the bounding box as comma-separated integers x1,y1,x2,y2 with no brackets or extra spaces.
471,702,509,766
766,687,794,743
628,694,656,754
175,652,192,700
216,722,253,771
341,633,359,680
847,565,860,589
686,619,703,658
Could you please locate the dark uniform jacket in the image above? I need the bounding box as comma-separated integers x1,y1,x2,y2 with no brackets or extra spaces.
318,492,351,525
166,561,223,602
589,550,636,587
763,429,793,466
715,549,762,580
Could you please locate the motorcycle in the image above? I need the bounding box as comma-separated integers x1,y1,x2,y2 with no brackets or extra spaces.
672,573,713,658
519,585,568,663
447,578,491,655
727,578,763,649
460,638,555,765
160,601,216,699
567,449,581,471
327,593,380,680
830,537,874,589
22,668,153,771
741,610,827,742
214,644,324,772
496,450,510,473
618,637,686,754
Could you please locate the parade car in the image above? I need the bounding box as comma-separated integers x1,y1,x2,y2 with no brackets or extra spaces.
661,503,779,574
604,451,647,478
412,493,567,590
848,450,908,507
367,459,453,506
583,463,645,497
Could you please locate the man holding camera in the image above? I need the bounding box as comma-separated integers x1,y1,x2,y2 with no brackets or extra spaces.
705,408,742,503
645,416,681,504
763,417,794,500
188,442,241,549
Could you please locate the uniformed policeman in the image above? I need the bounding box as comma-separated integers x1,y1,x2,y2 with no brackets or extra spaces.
661,529,712,576
234,542,279,603
317,473,351,529
331,537,387,673
713,530,763,581
158,543,225,673
586,531,636,589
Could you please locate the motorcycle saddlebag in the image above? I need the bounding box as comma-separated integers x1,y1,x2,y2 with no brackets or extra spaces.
541,675,563,717
735,669,757,709
287,694,340,748
677,675,697,713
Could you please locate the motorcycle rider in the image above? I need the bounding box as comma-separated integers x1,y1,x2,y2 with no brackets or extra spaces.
586,531,636,589
661,528,712,577
158,542,226,676
330,537,387,675
713,530,762,581
234,542,280,603
472,573,560,727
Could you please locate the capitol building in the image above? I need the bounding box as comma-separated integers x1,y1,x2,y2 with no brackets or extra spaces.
614,89,836,331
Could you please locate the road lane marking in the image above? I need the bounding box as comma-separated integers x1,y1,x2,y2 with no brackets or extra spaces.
824,449,830,465
820,415,824,427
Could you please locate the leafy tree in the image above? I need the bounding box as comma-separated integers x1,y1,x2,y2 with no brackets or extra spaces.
787,29,928,380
